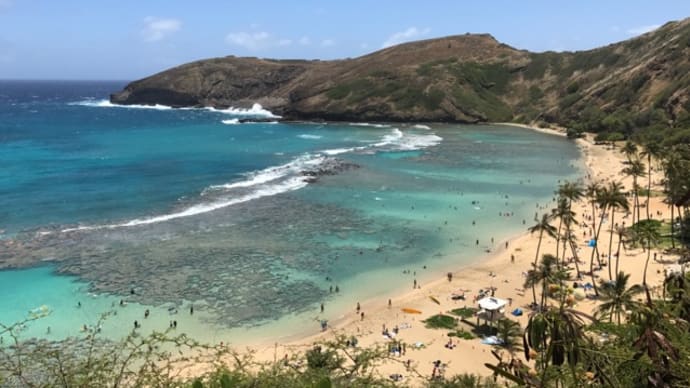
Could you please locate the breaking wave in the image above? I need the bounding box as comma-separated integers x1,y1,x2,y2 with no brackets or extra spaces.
298,134,322,139
70,99,173,110
70,99,279,118
62,128,442,232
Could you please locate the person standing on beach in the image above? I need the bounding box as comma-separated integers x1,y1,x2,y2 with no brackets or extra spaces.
356,302,360,313
320,303,324,313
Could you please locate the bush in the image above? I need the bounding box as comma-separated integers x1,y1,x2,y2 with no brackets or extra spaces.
451,307,478,319
424,314,458,329
448,329,475,339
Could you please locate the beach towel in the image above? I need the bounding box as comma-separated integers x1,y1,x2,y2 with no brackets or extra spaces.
480,336,504,345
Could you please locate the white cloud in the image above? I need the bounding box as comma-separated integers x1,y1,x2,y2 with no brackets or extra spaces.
626,24,660,35
142,17,181,42
382,27,431,48
298,36,311,45
321,39,335,47
225,31,272,50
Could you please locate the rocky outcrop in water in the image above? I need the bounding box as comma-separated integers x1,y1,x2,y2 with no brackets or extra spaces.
300,158,359,183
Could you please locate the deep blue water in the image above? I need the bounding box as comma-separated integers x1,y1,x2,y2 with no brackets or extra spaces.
0,81,584,341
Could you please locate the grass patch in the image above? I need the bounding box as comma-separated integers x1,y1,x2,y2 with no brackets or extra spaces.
448,329,475,340
423,314,458,330
450,307,478,319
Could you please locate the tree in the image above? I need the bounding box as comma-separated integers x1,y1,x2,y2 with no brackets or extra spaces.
596,271,643,324
620,140,638,162
528,214,557,305
621,158,645,226
641,141,663,221
636,220,661,290
555,181,583,264
613,224,632,276
494,318,523,356
524,254,569,309
603,181,629,281
551,197,573,264
585,181,604,295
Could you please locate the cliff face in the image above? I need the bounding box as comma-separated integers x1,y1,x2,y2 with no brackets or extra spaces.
111,18,690,131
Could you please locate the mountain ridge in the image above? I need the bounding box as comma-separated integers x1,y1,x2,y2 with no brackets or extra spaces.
111,18,690,138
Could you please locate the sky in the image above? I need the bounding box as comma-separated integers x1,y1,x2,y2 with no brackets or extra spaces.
1,0,689,80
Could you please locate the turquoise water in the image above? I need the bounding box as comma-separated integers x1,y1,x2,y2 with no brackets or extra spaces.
0,81,583,344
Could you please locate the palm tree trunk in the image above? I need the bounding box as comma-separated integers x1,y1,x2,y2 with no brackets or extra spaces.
589,206,607,296
670,204,675,248
531,230,544,306
569,239,581,278
607,209,616,281
615,231,623,280
555,215,563,263
633,176,639,226
643,240,651,288
646,155,652,221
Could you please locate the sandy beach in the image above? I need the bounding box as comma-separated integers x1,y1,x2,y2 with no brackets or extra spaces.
235,124,676,385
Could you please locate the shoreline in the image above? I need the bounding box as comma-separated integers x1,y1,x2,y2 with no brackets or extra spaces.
239,122,673,383
226,121,586,349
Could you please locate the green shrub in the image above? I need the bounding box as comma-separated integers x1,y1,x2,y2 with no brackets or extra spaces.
448,329,475,339
451,307,478,319
424,314,458,329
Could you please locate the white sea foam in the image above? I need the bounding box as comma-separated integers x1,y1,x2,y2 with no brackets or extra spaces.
222,118,240,125
206,154,325,192
70,99,173,110
61,127,442,232
349,122,390,128
372,128,404,147
298,134,322,139
62,177,308,232
322,147,357,155
413,124,431,130
206,103,280,118
71,99,280,118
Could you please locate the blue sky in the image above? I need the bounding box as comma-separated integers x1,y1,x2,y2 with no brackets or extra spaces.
1,0,689,80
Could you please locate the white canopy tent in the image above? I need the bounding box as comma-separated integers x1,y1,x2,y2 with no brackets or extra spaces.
477,297,507,311
476,297,508,326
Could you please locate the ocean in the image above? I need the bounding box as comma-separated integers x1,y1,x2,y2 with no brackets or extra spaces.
0,80,583,344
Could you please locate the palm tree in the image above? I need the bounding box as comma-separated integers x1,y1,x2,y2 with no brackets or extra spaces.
604,181,629,281
596,271,643,324
621,158,646,226
662,148,688,248
620,140,638,162
614,224,632,277
636,220,661,290
585,181,604,294
528,214,557,305
641,141,662,221
556,181,583,264
563,229,582,278
524,254,568,309
494,318,523,356
551,197,572,262
523,303,592,384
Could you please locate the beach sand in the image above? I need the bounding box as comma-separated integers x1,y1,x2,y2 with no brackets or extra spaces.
199,125,677,385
